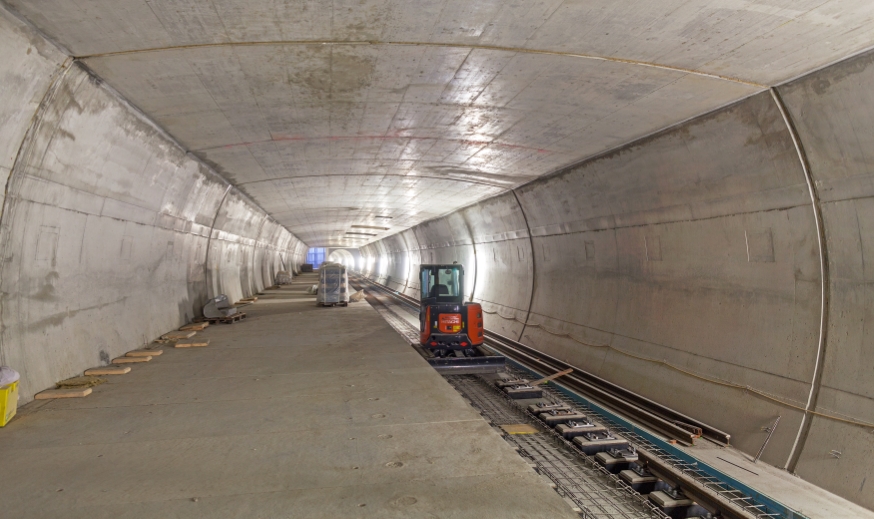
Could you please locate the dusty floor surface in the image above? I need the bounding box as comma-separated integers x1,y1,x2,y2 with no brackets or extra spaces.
0,273,578,518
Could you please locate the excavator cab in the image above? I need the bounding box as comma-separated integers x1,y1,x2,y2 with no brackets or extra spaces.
419,264,483,357
420,264,463,303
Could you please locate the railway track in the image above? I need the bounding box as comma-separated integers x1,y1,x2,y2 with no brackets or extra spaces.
351,276,725,445
482,331,728,446
351,275,804,519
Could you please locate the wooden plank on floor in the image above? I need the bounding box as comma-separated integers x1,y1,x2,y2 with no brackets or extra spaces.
500,424,540,435
175,341,210,348
127,350,162,357
35,388,92,399
84,366,131,375
112,356,151,363
180,322,209,331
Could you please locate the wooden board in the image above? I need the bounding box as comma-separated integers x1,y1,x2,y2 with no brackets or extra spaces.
112,356,151,363
500,424,540,435
84,366,131,375
180,322,209,331
35,387,92,399
175,340,210,348
531,368,573,386
162,330,196,339
127,350,162,357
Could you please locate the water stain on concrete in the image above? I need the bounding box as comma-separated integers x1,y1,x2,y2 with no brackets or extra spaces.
30,271,60,301
13,23,61,62
195,152,236,184
54,127,76,141
613,80,659,102
809,53,871,95
391,496,418,506
27,296,128,331
292,50,375,98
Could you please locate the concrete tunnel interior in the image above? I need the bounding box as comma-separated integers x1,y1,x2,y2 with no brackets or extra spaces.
1,0,874,516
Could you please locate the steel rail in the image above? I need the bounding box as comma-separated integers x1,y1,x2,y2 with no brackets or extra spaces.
482,332,699,445
483,330,730,445
506,365,775,519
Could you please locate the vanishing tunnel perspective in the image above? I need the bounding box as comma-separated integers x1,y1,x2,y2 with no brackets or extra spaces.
1,1,873,518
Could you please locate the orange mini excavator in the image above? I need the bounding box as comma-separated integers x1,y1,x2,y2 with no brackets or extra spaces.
418,263,483,357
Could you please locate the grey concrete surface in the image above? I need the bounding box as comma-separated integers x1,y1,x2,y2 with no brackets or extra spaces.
14,1,874,248
680,442,874,519
3,0,874,512
777,49,874,507
0,274,579,519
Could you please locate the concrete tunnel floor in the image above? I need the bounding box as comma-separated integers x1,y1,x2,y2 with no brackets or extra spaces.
0,272,580,519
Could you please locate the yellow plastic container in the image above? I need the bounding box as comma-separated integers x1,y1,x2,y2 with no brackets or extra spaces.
0,380,19,427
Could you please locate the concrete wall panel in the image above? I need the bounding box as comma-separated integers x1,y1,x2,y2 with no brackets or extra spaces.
511,92,821,467
412,211,477,301
399,228,422,300
380,232,409,294
0,8,66,187
778,48,874,507
372,239,391,286
460,192,533,341
359,243,376,279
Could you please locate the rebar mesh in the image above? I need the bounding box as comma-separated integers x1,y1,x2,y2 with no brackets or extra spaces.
502,367,787,519
447,375,668,519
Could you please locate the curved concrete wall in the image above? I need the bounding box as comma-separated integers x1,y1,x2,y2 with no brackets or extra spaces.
411,211,478,301
0,11,307,402
4,0,873,508
361,53,874,507
778,51,874,507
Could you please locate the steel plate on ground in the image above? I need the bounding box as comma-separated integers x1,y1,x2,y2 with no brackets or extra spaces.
427,355,505,374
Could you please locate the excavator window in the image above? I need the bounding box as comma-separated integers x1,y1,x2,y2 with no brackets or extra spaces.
420,264,463,303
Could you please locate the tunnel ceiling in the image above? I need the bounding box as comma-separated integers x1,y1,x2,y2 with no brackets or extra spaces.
7,1,874,247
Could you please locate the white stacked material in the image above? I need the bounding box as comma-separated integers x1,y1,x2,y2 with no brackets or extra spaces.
316,262,349,305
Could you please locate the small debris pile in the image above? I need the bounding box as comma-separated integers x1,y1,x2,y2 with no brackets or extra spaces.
56,376,106,389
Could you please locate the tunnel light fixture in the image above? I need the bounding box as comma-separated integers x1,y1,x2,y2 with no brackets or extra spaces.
351,224,390,231
373,215,393,219
345,231,377,236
